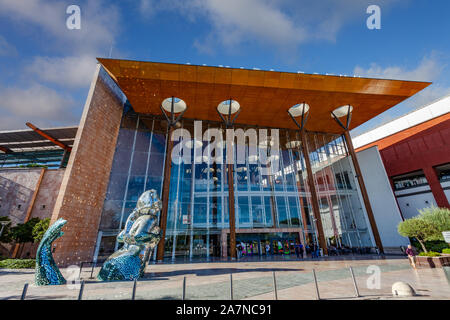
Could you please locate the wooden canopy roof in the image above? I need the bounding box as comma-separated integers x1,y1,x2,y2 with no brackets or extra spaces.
98,58,430,134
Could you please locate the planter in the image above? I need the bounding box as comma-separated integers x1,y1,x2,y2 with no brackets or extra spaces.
415,255,450,268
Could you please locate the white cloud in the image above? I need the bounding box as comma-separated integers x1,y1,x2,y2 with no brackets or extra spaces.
0,0,119,55
26,55,98,88
199,0,307,47
135,0,401,52
0,84,78,130
351,53,450,136
353,54,443,81
0,0,120,129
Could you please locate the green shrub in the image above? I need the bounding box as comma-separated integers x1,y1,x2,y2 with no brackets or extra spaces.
418,206,450,240
0,259,35,269
425,240,449,253
18,164,48,168
410,239,448,253
442,248,450,254
32,218,50,243
398,218,439,252
9,217,41,244
418,251,440,257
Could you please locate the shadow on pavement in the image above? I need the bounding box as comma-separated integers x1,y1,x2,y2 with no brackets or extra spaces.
147,267,303,278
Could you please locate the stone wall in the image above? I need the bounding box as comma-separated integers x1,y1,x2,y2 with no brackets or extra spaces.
30,169,65,220
0,168,42,225
0,168,65,258
50,65,124,266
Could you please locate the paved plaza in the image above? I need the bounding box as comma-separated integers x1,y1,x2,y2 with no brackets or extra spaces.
1,255,449,300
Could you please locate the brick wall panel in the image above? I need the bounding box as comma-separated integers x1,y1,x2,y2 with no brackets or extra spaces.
50,68,124,266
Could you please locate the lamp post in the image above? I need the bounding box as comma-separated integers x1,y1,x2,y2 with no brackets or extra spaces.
217,99,240,260
287,103,328,255
331,105,384,253
156,97,187,262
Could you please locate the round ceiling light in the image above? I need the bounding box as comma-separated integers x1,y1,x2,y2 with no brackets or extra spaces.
217,100,240,115
162,97,187,113
288,103,310,117
331,105,353,118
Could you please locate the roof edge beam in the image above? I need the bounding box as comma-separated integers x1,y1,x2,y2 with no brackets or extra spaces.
26,122,72,152
0,146,13,154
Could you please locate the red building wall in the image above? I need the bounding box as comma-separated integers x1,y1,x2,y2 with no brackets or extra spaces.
356,113,450,209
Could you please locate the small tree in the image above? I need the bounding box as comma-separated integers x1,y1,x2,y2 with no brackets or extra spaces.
32,218,50,243
9,218,41,244
398,217,439,253
418,206,450,240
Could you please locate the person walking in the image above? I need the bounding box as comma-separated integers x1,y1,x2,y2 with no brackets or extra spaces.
298,243,304,259
295,243,300,258
311,243,318,258
236,243,242,259
265,243,270,256
405,244,417,270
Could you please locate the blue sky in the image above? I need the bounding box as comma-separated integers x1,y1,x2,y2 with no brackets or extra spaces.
0,0,449,136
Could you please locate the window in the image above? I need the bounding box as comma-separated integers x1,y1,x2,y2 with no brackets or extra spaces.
392,171,428,190
435,163,450,182
335,171,352,190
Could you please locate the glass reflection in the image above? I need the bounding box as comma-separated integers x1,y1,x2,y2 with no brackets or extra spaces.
98,112,375,261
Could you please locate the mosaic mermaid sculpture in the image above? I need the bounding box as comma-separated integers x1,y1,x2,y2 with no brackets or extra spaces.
98,190,162,281
35,218,67,286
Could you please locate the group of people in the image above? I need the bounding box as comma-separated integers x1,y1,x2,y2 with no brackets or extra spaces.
236,240,324,259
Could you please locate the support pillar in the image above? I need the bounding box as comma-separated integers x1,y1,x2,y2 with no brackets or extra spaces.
300,130,328,255
228,163,237,259
343,130,384,253
156,126,175,261
423,166,450,209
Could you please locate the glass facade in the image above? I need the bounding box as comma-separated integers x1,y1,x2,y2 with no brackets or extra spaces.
98,110,375,261
0,149,68,169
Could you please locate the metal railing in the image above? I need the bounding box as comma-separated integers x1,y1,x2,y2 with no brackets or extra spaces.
15,262,413,301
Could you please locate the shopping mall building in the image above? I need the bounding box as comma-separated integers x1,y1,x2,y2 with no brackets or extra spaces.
0,59,432,265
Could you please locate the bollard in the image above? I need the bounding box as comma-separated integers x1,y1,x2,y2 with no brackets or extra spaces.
312,269,320,300
272,271,278,300
230,273,233,300
349,267,360,298
131,279,137,300
182,276,186,300
90,262,96,279
78,280,85,300
20,283,29,300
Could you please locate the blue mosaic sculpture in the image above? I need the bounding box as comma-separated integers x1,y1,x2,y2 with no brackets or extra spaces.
98,190,162,281
35,218,67,286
